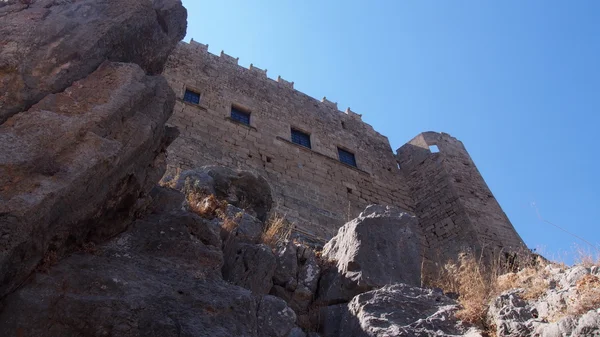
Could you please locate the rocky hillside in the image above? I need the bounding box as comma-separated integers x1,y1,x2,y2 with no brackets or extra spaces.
0,1,598,336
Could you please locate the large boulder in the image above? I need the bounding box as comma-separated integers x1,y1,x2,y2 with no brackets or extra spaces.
222,242,277,295
172,166,273,221
336,284,482,337
0,62,178,298
317,205,421,304
0,188,298,337
0,0,187,123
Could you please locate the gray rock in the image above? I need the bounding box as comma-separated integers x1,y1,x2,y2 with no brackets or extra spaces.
318,205,420,304
488,290,535,337
223,242,277,295
560,265,590,288
0,199,267,336
571,309,600,336
0,62,176,298
258,295,297,337
338,283,481,337
288,327,307,337
274,242,299,287
0,0,186,123
297,245,321,294
224,204,265,244
175,166,273,221
318,304,348,337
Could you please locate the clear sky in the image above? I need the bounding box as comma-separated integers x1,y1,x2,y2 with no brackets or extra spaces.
181,0,600,264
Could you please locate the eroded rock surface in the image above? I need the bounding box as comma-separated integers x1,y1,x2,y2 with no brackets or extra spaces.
170,166,273,221
0,188,298,337
488,264,600,337
0,62,177,298
318,205,421,304
0,0,187,122
330,284,482,337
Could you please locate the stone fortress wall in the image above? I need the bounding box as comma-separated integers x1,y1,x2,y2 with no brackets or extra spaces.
163,40,412,240
396,132,527,261
163,39,526,255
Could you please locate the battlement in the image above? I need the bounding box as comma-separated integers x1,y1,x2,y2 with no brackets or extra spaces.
177,39,367,123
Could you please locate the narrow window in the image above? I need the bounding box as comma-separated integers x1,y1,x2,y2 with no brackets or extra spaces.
183,89,200,104
291,129,311,149
231,106,250,125
338,147,357,167
429,145,440,153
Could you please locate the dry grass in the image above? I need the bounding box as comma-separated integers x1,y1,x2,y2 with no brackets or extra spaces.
159,166,181,189
261,214,293,248
186,192,227,219
569,274,600,315
574,246,600,267
425,250,545,325
496,267,549,300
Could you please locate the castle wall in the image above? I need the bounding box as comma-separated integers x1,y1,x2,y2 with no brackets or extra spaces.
396,132,527,261
163,41,413,240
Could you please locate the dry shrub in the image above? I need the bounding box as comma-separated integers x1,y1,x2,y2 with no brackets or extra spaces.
452,252,498,324
159,166,181,189
496,267,548,300
221,212,243,234
569,274,600,315
261,214,293,248
574,246,600,268
187,192,227,219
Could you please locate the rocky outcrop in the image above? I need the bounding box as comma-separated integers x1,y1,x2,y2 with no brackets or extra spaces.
0,62,178,298
0,187,300,337
317,205,421,304
0,0,187,123
488,264,600,337
322,284,482,337
170,166,274,221
0,0,186,300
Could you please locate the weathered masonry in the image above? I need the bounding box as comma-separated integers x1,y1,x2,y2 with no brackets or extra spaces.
396,132,527,261
163,40,412,240
163,39,526,256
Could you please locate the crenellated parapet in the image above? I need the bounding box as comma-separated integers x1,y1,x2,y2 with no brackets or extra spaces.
177,39,367,123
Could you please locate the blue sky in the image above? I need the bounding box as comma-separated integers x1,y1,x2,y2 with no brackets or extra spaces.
181,0,600,264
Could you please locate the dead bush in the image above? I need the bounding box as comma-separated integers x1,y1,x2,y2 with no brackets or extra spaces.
569,274,600,315
261,214,293,248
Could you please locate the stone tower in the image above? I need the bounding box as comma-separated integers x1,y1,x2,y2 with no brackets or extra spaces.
396,132,526,263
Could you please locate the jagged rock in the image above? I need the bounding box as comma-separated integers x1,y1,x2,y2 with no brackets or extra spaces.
223,204,265,244
487,289,536,337
317,205,420,304
223,242,277,295
288,327,307,337
488,265,600,337
174,166,273,221
274,242,299,287
336,284,482,337
297,245,320,294
0,62,176,298
257,295,298,337
0,189,251,336
0,0,187,123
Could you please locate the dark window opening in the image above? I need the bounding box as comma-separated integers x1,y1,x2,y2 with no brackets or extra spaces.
429,145,439,153
341,121,346,129
291,129,311,149
183,89,200,104
347,187,353,194
266,156,272,163
231,106,250,125
338,148,357,167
